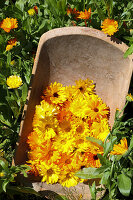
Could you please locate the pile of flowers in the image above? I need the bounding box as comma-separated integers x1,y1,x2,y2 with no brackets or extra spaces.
27,78,110,187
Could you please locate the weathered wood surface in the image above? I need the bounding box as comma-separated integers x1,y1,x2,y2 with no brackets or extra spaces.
14,27,133,200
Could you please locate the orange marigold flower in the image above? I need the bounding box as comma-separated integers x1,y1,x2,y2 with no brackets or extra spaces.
0,18,18,33
78,8,91,20
34,6,38,14
67,8,73,15
101,18,118,36
110,138,128,155
6,38,17,51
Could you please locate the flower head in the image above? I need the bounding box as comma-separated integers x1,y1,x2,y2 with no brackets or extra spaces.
34,6,38,14
6,75,22,89
42,82,68,104
6,38,17,51
0,18,18,33
126,93,133,102
110,138,128,155
28,8,36,16
101,18,118,36
10,60,15,66
78,8,91,20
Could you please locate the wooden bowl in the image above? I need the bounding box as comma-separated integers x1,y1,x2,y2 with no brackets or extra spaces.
14,27,133,200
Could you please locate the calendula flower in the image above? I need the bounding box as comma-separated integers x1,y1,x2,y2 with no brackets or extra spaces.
67,7,73,15
0,172,5,177
6,38,17,51
6,75,22,89
69,96,88,118
126,93,133,102
28,8,35,16
34,100,57,120
90,119,110,141
101,18,118,36
10,60,15,66
43,82,68,104
34,6,38,14
72,78,95,97
84,152,101,168
110,138,128,155
85,95,110,121
59,171,79,187
0,18,18,33
78,8,91,20
40,162,60,184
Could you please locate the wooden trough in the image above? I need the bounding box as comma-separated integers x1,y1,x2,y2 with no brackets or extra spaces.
14,27,133,200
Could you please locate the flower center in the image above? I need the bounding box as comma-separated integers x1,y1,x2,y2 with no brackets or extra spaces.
65,159,71,164
79,86,84,92
47,169,54,175
76,125,84,133
53,92,59,97
94,108,99,112
93,155,98,160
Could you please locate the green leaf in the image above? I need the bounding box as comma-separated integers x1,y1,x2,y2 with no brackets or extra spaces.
75,167,102,179
86,137,104,147
7,186,41,196
89,181,96,200
123,36,133,42
22,83,28,102
100,171,110,185
0,114,11,127
124,44,133,58
0,74,6,85
5,96,19,119
2,180,9,192
129,135,133,150
15,0,25,12
117,173,131,196
0,160,8,172
97,154,107,165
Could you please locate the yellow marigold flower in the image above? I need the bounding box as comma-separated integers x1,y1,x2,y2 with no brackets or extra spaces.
90,119,110,142
59,171,79,187
39,162,60,184
85,94,110,121
6,38,17,51
43,82,68,104
0,172,5,177
0,18,18,33
126,93,133,102
72,78,95,97
34,100,58,120
111,138,128,155
69,96,88,118
6,75,22,89
27,131,46,150
28,8,36,16
101,18,118,36
78,8,91,20
84,152,101,168
10,60,15,66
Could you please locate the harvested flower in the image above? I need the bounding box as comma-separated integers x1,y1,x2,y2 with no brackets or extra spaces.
111,138,128,155
27,79,110,187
